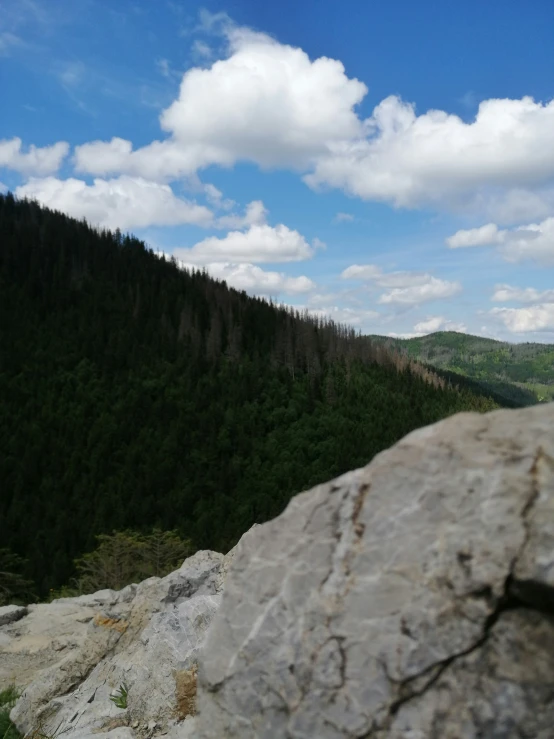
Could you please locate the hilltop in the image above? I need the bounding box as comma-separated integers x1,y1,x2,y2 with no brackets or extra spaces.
369,331,554,406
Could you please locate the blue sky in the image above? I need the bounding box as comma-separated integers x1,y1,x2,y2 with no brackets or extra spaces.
1,0,554,341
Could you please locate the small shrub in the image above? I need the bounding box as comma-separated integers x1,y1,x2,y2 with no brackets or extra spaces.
109,684,128,710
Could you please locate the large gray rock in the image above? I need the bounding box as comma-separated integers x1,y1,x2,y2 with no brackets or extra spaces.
6,549,234,739
195,403,554,738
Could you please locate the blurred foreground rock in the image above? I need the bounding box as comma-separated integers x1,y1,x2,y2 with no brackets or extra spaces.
196,403,554,738
3,403,553,738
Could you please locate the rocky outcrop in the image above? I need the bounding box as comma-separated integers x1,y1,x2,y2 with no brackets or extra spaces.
4,403,553,739
4,550,235,739
195,403,554,738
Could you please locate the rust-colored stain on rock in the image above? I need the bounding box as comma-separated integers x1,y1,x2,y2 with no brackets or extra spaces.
93,614,128,633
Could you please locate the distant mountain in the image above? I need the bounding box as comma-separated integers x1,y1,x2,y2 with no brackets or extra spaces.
0,194,500,596
368,331,554,406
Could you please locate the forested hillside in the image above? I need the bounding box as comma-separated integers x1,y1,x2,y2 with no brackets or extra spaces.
370,331,554,406
0,194,500,598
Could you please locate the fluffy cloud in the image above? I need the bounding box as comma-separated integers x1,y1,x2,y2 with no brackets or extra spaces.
67,16,554,222
413,316,467,333
15,176,213,230
341,264,462,305
73,138,205,182
446,216,554,264
0,137,69,176
160,26,367,168
73,26,366,180
446,223,502,248
491,284,554,303
174,223,318,264
188,262,316,296
305,96,554,221
377,278,461,305
490,304,554,333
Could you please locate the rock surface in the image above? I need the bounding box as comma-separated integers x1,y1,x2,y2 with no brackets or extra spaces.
0,587,136,693
195,402,554,738
0,605,27,628
4,550,235,739
4,404,554,739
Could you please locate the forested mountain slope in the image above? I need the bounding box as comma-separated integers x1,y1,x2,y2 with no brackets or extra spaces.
0,194,499,596
370,331,554,406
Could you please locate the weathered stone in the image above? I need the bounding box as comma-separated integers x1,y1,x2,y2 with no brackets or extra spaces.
0,588,135,692
0,605,27,627
195,403,554,738
7,550,230,739
379,609,554,739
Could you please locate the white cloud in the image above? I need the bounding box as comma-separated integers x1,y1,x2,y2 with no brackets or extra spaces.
203,183,235,210
333,212,354,223
446,216,554,264
174,223,316,264
15,175,213,230
161,24,367,168
341,263,461,305
446,223,502,248
499,218,554,264
490,304,554,333
215,199,267,229
186,262,316,296
65,15,554,223
341,264,382,280
0,137,69,175
491,284,554,303
73,138,183,180
378,277,461,306
413,316,467,333
156,250,315,296
73,24,366,180
305,95,554,221
21,10,549,229
469,187,554,224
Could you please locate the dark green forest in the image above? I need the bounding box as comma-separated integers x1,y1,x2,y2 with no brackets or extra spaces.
370,331,554,406
0,193,501,599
